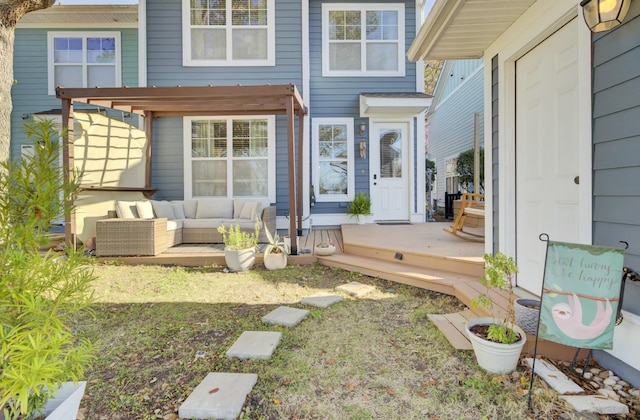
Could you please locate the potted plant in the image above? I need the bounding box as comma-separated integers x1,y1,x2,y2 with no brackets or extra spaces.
466,252,526,374
0,119,95,419
263,225,289,270
515,297,541,335
347,192,371,224
314,242,336,256
217,221,259,271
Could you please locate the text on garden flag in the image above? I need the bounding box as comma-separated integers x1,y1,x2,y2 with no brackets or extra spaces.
538,241,625,349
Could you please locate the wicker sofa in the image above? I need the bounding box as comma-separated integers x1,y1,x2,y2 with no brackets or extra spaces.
95,198,276,257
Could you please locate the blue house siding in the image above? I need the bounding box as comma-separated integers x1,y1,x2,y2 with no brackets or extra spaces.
308,0,418,216
147,0,303,214
592,2,640,317
11,27,139,161
427,59,483,204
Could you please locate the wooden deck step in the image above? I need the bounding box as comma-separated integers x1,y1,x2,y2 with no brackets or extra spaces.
318,253,480,297
428,310,477,350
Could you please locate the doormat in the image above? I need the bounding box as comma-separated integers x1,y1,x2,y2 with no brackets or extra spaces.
376,222,412,225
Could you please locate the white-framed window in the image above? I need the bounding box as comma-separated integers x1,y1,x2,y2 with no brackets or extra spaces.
182,0,275,67
47,32,121,95
445,155,460,193
322,3,405,77
183,116,276,200
312,118,355,202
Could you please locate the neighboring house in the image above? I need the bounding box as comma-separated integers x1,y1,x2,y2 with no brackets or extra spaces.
409,0,640,385
426,58,483,206
13,0,431,242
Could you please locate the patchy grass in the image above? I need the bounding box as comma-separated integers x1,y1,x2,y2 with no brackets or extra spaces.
75,263,570,419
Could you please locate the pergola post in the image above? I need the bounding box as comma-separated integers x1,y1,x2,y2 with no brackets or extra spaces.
286,96,298,255
296,110,305,238
144,111,154,198
60,98,76,249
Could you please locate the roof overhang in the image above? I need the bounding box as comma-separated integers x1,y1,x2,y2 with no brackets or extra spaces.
17,5,138,29
359,93,432,118
407,0,537,61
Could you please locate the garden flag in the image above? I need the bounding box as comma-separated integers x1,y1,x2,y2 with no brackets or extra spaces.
538,241,625,349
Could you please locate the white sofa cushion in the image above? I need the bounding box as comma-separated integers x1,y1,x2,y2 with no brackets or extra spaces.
221,219,261,230
196,199,233,219
182,218,225,229
115,200,139,218
171,201,186,219
136,201,155,219
233,199,269,220
166,220,183,231
183,200,199,219
151,200,176,219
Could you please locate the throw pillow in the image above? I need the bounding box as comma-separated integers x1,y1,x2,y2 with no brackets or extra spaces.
136,201,155,219
171,201,186,219
183,200,198,219
238,201,258,220
151,200,176,220
115,200,139,219
196,199,233,219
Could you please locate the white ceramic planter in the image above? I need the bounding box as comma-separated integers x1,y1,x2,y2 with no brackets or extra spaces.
42,381,86,420
264,252,287,270
224,247,256,271
315,244,336,256
466,317,526,374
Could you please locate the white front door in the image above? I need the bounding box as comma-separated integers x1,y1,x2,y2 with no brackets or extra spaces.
515,19,581,294
370,122,409,221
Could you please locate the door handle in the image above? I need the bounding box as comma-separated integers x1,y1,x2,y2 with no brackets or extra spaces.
574,176,579,185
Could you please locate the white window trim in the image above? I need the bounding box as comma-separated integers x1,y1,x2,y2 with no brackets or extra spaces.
182,0,275,67
47,31,122,96
322,3,405,78
312,118,355,203
183,115,276,201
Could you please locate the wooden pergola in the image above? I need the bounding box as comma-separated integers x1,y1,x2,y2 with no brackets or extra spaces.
56,84,307,254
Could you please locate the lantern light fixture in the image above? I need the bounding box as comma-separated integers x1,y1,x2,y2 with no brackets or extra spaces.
359,122,366,136
580,0,631,32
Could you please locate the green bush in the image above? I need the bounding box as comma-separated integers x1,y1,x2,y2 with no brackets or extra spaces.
0,119,96,419
217,221,260,250
347,192,371,218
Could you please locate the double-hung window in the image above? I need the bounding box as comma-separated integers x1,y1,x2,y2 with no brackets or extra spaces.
184,116,275,200
322,3,404,77
312,118,355,202
47,32,120,95
183,0,275,66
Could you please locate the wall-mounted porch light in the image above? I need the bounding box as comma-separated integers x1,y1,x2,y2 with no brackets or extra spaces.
359,122,366,136
580,0,631,32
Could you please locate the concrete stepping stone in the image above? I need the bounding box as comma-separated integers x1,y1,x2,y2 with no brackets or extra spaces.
525,358,584,395
560,395,629,415
336,281,376,298
178,372,257,420
226,331,282,360
300,294,344,308
262,306,309,328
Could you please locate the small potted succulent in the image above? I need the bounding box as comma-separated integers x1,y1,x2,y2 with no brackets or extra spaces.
314,242,336,256
262,225,289,270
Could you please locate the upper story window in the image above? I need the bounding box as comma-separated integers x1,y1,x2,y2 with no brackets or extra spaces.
322,3,405,77
47,32,121,95
183,0,275,67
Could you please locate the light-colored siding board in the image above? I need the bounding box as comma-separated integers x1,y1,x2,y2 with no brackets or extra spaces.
427,67,484,202
593,75,640,118
593,167,640,196
594,196,640,224
592,12,640,67
593,47,640,93
593,222,640,273
593,106,640,142
593,137,640,170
